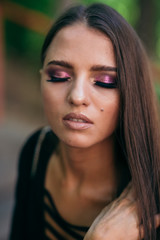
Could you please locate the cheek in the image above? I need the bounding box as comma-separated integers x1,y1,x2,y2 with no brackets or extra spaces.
102,93,120,128
107,97,119,115
98,90,120,114
41,84,60,118
41,86,62,130
41,82,59,105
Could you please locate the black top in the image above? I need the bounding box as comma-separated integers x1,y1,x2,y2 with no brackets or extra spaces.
43,188,89,239
10,127,89,240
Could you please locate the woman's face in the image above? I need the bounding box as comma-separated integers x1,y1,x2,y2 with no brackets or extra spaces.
41,23,120,148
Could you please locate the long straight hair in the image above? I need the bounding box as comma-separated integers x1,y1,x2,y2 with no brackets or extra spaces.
41,4,160,239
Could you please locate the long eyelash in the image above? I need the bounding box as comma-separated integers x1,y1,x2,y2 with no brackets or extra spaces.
47,76,70,82
95,81,117,88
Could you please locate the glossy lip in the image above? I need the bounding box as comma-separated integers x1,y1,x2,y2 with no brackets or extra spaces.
63,112,93,130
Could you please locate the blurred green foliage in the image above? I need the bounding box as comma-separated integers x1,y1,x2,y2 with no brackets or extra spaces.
5,20,44,65
81,0,139,25
155,0,160,59
9,0,57,17
5,0,57,66
155,83,160,101
4,0,160,65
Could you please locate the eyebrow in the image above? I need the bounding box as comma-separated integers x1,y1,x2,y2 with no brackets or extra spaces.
90,65,117,72
47,60,117,72
47,60,73,69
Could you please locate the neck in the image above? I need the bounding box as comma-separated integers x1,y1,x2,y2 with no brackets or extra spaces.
57,136,122,199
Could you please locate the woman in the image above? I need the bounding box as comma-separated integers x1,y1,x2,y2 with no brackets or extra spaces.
10,3,160,240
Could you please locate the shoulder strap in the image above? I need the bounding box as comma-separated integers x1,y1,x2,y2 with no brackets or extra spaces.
31,126,51,177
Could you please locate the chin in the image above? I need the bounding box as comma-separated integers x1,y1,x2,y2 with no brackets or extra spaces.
65,141,92,149
54,131,95,149
62,136,93,149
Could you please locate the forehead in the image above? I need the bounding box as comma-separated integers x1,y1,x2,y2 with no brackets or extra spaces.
44,23,116,68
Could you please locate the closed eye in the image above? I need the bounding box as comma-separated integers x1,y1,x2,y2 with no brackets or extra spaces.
95,81,117,88
94,75,117,89
45,68,71,82
47,76,70,82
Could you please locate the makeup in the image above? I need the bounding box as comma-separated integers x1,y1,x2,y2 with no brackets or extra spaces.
94,74,117,88
45,67,71,82
63,113,93,130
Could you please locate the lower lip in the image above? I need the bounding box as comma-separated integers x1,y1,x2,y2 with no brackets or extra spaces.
63,120,93,130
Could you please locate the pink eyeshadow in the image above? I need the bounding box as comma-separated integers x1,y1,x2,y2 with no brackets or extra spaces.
95,75,116,84
45,68,70,78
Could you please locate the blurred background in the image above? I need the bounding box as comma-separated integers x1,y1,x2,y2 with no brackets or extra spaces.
0,0,160,239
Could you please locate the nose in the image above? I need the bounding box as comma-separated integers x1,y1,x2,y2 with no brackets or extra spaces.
67,77,89,107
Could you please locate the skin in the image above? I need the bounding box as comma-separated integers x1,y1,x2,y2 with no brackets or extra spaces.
40,23,160,239
41,23,120,149
41,21,121,226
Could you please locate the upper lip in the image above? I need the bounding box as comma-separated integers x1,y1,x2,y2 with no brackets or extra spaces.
63,113,93,123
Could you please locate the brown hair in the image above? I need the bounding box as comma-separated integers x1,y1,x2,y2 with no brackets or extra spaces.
41,3,160,239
